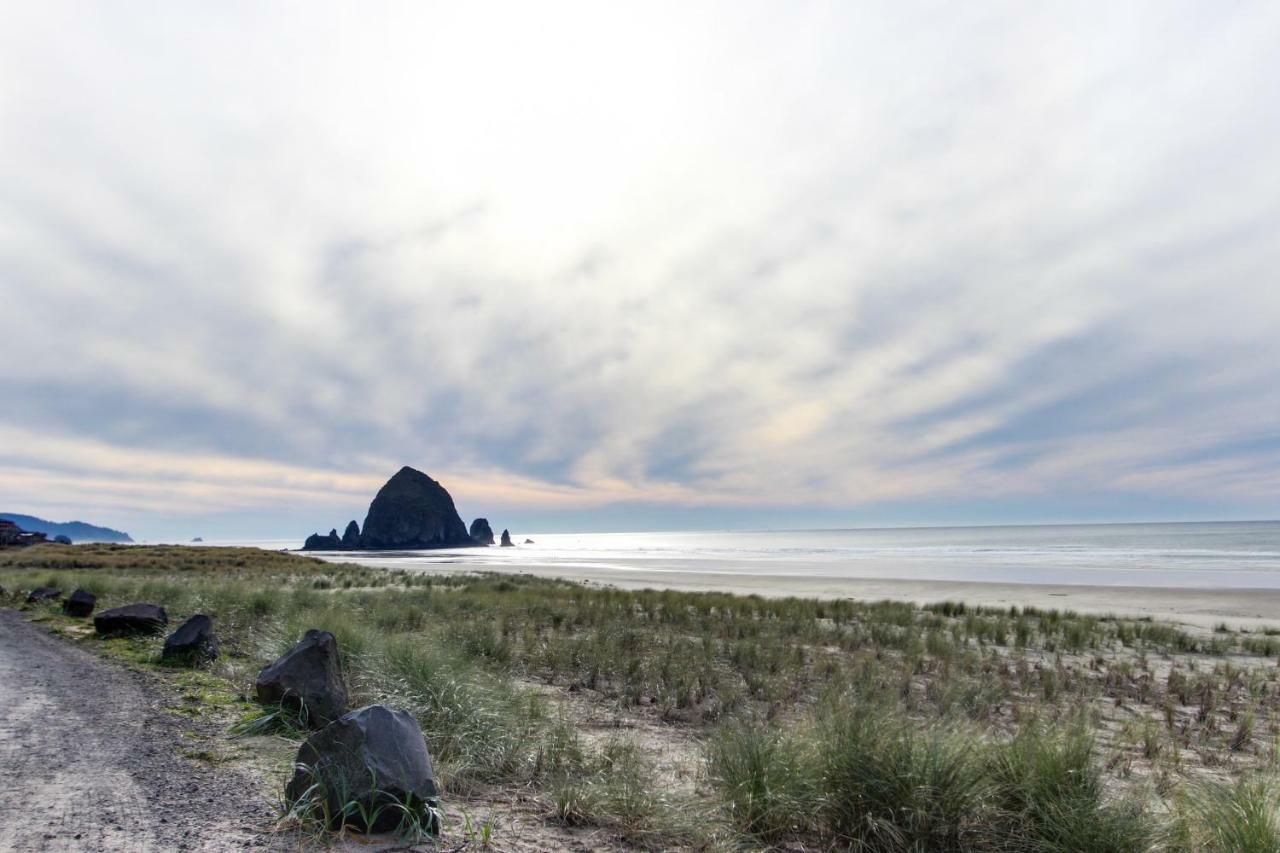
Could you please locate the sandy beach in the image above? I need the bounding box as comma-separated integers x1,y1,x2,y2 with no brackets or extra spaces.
374,558,1280,632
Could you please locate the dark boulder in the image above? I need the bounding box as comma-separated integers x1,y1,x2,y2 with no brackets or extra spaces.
285,704,438,833
26,586,62,604
62,589,96,617
162,614,219,664
303,529,342,550
358,467,473,549
500,529,514,547
341,520,360,548
94,603,168,636
53,534,73,545
469,518,495,545
255,629,348,727
523,539,535,544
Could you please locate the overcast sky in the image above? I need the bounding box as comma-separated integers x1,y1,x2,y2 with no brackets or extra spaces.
3,1,1279,540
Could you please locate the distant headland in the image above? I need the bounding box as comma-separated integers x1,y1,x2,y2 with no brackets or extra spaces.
0,513,133,544
301,466,506,551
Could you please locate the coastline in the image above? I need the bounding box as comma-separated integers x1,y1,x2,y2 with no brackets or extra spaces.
345,558,1280,632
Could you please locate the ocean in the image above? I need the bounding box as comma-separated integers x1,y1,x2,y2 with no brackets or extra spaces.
222,520,1280,590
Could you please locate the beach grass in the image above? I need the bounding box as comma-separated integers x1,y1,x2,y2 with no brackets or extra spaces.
3,542,1280,849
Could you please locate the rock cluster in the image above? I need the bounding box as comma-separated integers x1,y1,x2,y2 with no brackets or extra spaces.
302,466,499,551
255,629,348,727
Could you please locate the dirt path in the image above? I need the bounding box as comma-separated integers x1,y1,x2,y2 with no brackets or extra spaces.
0,610,284,851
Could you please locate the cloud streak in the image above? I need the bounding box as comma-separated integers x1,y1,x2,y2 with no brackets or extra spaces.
2,1,1279,537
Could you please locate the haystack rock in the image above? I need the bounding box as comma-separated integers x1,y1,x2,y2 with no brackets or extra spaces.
470,518,495,545
341,520,361,548
357,467,473,549
500,529,514,547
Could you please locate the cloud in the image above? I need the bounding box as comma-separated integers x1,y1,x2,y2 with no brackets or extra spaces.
2,1,1279,536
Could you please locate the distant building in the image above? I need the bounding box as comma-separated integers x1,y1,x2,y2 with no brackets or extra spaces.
0,519,48,547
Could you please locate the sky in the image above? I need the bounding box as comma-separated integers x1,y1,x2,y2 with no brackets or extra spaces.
2,1,1279,541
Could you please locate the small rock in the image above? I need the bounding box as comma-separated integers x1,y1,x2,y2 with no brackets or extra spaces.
285,704,438,833
26,586,61,604
303,529,342,550
255,629,348,727
94,603,168,636
162,614,219,664
469,517,495,545
62,589,97,618
340,520,360,549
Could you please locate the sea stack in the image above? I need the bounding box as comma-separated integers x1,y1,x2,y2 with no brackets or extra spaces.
341,520,360,548
500,529,514,547
301,467,481,551
357,467,473,549
469,518,495,545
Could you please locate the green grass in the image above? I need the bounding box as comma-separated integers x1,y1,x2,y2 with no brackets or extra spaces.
3,542,1280,850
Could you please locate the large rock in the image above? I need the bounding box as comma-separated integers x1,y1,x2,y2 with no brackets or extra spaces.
469,518,495,545
94,603,168,636
304,529,342,550
256,629,348,727
53,534,73,545
26,586,61,604
62,589,96,617
285,705,438,833
163,614,219,663
358,467,472,549
341,520,361,548
500,529,514,547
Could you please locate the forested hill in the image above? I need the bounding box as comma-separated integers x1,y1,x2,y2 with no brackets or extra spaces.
0,513,133,543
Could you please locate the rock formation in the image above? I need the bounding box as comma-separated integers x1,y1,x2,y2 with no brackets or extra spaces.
63,589,96,617
53,534,72,545
255,629,348,727
94,603,169,636
303,529,342,550
358,467,472,549
341,520,361,548
163,614,219,664
500,529,514,547
469,518,495,545
285,704,439,833
301,467,484,551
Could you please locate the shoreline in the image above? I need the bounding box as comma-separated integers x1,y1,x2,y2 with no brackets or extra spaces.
340,557,1280,632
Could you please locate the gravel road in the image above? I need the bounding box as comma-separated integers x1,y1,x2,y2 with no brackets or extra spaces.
0,609,285,851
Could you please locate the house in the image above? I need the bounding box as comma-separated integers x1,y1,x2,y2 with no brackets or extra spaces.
0,519,48,547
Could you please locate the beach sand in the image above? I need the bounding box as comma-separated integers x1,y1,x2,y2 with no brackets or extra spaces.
401,560,1280,633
